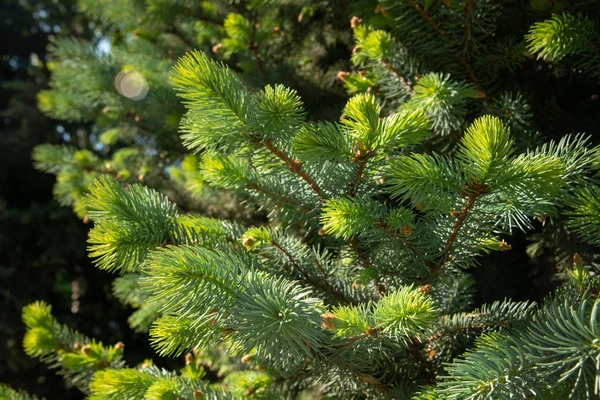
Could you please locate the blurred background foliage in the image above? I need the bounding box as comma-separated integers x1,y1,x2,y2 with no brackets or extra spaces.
0,1,172,398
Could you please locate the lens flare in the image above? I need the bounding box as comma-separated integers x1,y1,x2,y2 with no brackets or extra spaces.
114,70,148,100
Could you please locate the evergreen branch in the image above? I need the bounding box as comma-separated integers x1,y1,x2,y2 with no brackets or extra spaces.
246,183,311,211
249,28,268,85
269,239,353,305
408,0,443,35
441,187,480,256
347,149,375,197
338,326,382,349
463,0,473,57
381,58,414,92
460,56,486,98
460,0,486,96
348,238,385,296
374,222,432,264
252,136,328,202
407,338,436,384
430,180,490,279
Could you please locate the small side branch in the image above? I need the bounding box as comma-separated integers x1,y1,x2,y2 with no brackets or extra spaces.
408,0,443,36
258,137,328,202
249,17,268,85
247,183,311,212
381,58,414,92
347,148,375,197
430,181,489,279
270,240,352,304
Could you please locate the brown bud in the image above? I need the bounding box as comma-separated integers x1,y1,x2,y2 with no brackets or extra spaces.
573,253,583,266
350,16,362,29
318,228,326,236
194,390,203,399
358,71,368,78
141,361,151,369
273,26,280,34
352,282,360,291
375,5,390,16
297,13,304,23
378,177,385,185
242,236,256,249
74,342,82,350
81,345,92,355
138,174,145,181
427,349,437,360
241,354,254,364
418,284,432,295
114,341,125,350
293,158,301,165
246,387,256,396
499,239,512,251
105,163,114,171
450,210,461,217
185,353,193,365
400,225,412,236
536,213,548,223
352,46,361,54
82,216,89,224
337,71,350,82
321,313,337,330
212,43,222,53
102,106,110,114
134,115,141,122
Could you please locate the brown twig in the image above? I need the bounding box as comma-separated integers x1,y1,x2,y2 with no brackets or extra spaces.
347,149,374,197
249,16,268,85
338,326,383,349
407,337,436,384
375,222,432,264
408,0,443,35
429,181,489,279
270,240,352,304
257,137,328,202
381,58,414,92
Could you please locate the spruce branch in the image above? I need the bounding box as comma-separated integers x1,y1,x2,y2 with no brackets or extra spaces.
381,58,414,92
249,18,268,85
251,135,328,202
268,238,354,305
408,0,442,35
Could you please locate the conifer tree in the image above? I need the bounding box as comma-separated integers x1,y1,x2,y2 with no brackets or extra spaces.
11,48,600,398
6,1,600,399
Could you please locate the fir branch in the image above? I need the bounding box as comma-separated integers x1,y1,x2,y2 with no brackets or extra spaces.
347,148,375,197
431,180,490,278
269,239,353,305
407,338,436,384
408,0,443,35
374,222,432,264
381,58,414,92
246,183,311,212
251,135,328,202
249,23,268,85
460,0,486,96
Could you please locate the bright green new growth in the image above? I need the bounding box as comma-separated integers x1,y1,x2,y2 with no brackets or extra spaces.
526,13,597,62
